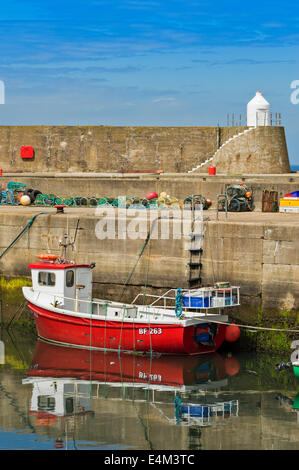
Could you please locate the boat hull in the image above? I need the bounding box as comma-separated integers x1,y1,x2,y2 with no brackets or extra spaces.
27,301,226,355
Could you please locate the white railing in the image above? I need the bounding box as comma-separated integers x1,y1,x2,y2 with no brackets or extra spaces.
132,286,240,311
30,284,239,319
132,289,176,308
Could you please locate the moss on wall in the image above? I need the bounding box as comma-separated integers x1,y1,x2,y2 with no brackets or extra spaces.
0,276,33,330
232,306,299,353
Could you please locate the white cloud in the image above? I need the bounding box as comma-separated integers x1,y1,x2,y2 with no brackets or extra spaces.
153,97,176,103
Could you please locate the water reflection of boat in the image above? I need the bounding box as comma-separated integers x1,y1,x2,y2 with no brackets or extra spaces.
276,393,299,424
293,394,299,422
22,340,240,427
174,395,239,427
24,339,232,391
291,340,299,379
276,341,299,379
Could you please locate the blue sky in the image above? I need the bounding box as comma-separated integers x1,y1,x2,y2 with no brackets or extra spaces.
0,0,299,164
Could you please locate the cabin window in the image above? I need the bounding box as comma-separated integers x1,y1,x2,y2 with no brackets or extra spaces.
37,396,55,411
65,397,74,414
66,270,74,287
38,271,56,286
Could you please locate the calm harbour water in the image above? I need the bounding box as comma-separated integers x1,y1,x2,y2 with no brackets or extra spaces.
0,322,298,452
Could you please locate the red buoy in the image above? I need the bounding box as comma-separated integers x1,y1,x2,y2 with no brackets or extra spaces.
225,324,240,343
146,191,158,200
224,357,240,376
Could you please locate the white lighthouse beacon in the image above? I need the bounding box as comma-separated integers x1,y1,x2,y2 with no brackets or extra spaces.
247,91,270,127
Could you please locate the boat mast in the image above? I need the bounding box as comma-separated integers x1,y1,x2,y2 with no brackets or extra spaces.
59,219,80,262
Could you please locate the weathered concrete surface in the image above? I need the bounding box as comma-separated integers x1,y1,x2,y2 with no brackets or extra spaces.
0,207,299,322
0,125,222,174
202,214,299,315
0,125,290,174
197,126,290,174
1,172,299,211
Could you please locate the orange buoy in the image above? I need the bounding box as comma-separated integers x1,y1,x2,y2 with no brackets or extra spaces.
225,324,240,343
37,254,58,261
245,191,252,198
224,357,240,376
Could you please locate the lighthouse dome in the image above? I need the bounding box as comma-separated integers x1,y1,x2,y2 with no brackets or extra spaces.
247,91,270,126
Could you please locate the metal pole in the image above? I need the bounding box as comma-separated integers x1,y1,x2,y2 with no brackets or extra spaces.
216,194,228,220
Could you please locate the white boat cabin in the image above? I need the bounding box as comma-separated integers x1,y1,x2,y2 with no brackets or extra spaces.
29,262,93,314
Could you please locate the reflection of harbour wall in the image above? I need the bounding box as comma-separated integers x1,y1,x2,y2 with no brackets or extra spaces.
1,367,298,450
200,392,299,450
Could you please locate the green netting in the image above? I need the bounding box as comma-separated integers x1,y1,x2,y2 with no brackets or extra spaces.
97,197,110,206
54,197,64,205
63,198,73,206
34,194,44,205
7,182,27,192
0,181,216,213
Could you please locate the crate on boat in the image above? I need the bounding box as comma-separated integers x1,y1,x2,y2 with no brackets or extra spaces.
181,405,211,418
182,294,211,308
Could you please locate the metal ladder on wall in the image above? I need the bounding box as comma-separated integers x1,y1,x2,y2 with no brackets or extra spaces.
188,195,204,286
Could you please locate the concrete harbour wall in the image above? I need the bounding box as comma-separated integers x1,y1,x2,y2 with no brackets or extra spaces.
197,126,290,174
0,124,290,175
0,207,299,321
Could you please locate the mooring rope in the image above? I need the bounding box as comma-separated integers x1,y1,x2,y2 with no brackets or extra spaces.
0,210,56,260
187,316,299,334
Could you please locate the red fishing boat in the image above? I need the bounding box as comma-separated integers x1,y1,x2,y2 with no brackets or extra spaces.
23,237,240,355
